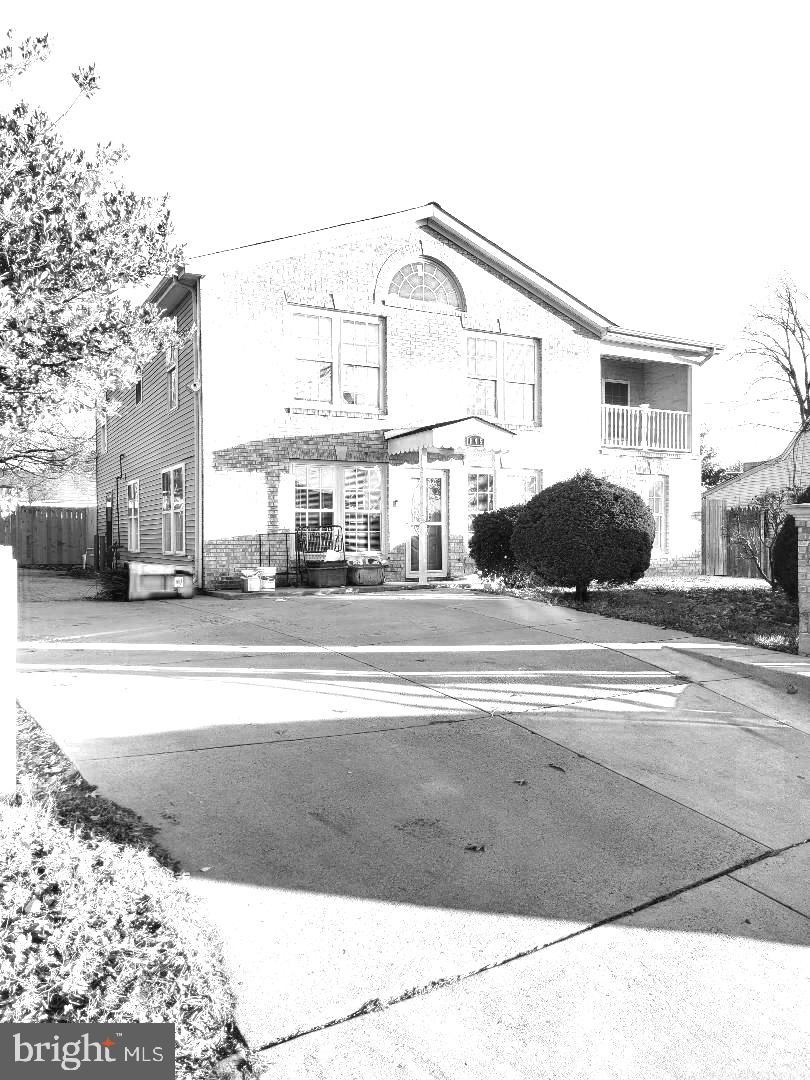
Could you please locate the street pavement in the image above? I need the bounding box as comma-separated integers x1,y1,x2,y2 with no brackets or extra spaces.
15,573,810,1078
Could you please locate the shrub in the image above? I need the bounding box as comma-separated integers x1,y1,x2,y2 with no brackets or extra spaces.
511,470,655,600
771,515,798,600
468,505,524,579
770,484,810,601
96,563,129,601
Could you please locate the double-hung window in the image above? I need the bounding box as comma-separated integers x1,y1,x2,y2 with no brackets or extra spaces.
294,464,335,530
466,334,538,424
468,471,495,534
647,476,667,551
294,464,383,552
161,465,185,554
467,338,498,418
293,311,382,410
126,480,140,552
343,467,382,551
167,360,178,411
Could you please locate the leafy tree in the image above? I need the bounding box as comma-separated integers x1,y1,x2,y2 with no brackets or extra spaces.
511,471,655,601
700,432,740,489
0,30,183,476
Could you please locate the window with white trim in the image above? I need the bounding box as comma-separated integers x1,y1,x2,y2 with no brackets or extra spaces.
519,470,540,502
388,260,462,308
466,334,538,423
294,464,335,530
343,467,382,552
603,380,629,406
161,465,185,554
135,374,143,405
167,361,178,411
293,311,382,410
647,476,667,551
293,464,383,552
99,418,107,453
468,471,495,533
126,480,140,552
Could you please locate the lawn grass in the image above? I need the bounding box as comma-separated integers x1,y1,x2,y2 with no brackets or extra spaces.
501,575,799,653
1,707,249,1078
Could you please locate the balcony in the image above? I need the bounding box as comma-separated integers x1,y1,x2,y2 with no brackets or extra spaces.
601,403,691,453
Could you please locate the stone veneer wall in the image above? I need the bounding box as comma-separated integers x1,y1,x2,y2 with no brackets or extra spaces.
789,503,810,655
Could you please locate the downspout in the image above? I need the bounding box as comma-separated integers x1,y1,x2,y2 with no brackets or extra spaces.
169,272,204,590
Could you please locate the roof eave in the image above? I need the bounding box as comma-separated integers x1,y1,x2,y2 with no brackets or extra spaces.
419,205,615,336
604,327,722,363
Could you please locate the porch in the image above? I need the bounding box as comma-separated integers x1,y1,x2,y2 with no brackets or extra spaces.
601,355,692,453
601,404,692,452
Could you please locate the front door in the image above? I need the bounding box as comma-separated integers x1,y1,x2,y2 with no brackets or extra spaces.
406,471,448,578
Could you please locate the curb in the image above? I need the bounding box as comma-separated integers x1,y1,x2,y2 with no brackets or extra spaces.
668,645,810,701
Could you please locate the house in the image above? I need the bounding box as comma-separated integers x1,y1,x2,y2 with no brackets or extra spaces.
703,427,810,576
95,203,718,590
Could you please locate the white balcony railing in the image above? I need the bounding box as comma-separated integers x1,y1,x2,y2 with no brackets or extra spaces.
601,404,691,452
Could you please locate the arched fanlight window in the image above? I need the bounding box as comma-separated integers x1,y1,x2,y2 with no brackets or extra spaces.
388,259,463,308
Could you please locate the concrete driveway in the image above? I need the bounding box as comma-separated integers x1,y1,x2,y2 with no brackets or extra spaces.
16,575,810,1078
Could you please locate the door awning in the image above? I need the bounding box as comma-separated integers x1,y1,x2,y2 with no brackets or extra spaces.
384,416,516,456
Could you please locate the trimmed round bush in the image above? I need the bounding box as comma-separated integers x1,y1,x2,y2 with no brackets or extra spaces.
468,505,524,579
511,470,656,600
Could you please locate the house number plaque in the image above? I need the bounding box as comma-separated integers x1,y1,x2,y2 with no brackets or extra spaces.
465,435,485,448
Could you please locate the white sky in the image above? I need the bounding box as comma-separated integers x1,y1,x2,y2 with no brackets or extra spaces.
11,0,810,463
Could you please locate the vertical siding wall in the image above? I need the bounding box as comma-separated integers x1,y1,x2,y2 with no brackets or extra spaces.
95,291,196,573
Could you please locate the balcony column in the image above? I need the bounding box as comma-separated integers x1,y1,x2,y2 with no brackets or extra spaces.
639,403,650,450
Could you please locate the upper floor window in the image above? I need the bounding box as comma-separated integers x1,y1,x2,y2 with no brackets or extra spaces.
293,311,382,410
99,418,107,453
167,362,178,411
603,380,629,407
388,260,462,308
467,334,538,424
135,372,143,406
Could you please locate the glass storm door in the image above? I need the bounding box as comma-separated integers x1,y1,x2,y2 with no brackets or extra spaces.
407,472,447,577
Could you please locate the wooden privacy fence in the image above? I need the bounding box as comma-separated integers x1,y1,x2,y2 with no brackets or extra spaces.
702,496,769,578
0,506,96,566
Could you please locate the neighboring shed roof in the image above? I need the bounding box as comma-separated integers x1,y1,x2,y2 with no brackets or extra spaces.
704,428,810,505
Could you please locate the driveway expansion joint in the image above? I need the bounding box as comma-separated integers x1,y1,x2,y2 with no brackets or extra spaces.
255,839,803,1056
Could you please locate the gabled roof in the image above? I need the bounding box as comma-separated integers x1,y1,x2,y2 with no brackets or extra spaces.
181,201,719,356
385,416,516,454
385,416,515,440
704,427,810,500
